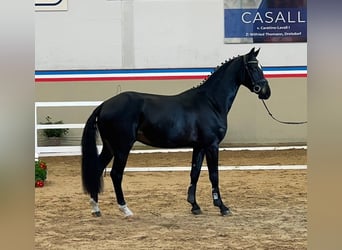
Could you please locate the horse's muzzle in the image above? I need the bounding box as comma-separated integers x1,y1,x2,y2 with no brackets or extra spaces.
256,80,271,100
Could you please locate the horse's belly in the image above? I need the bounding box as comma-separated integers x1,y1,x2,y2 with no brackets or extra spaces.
136,128,193,148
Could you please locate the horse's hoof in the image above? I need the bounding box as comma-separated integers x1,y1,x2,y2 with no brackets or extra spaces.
220,208,232,216
191,208,202,215
122,213,134,218
92,211,101,217
119,204,134,217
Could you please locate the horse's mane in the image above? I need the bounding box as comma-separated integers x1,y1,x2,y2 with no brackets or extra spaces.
193,56,240,90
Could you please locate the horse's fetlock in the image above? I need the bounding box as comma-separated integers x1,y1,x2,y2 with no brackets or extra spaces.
213,198,222,207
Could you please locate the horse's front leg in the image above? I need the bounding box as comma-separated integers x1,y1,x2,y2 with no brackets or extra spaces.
187,148,205,215
206,145,231,216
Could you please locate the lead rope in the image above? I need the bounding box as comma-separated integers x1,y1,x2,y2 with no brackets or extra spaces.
261,100,307,125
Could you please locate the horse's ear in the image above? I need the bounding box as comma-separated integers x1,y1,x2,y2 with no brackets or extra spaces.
248,47,259,57
249,47,255,55
254,48,260,57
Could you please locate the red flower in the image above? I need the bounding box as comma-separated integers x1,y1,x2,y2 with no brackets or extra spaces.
35,180,44,187
39,162,47,170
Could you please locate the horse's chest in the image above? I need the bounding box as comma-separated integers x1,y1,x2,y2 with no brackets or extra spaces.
201,124,227,142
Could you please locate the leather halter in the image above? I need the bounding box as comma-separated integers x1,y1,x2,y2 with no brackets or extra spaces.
243,55,267,94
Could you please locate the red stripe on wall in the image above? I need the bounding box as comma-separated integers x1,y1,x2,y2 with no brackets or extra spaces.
265,73,307,78
35,75,207,82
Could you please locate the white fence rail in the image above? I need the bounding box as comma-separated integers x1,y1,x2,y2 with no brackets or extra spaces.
35,101,102,159
35,101,307,171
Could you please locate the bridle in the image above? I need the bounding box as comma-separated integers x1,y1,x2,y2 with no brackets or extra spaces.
243,55,307,125
243,55,267,94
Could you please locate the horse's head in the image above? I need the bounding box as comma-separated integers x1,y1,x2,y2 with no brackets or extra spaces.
241,48,271,99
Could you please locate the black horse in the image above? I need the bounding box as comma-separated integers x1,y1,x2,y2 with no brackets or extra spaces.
81,48,271,217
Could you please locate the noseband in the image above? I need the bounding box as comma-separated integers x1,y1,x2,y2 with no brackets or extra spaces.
243,55,267,94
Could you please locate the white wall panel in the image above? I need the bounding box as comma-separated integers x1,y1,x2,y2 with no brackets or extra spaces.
35,0,122,69
35,0,306,69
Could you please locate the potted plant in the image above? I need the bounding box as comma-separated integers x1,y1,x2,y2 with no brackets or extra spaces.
41,116,69,145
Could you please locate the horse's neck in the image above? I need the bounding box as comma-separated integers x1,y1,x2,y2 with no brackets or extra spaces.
201,59,241,114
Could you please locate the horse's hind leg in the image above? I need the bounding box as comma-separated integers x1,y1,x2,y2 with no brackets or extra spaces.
110,151,133,217
206,145,231,216
187,147,205,215
90,142,113,217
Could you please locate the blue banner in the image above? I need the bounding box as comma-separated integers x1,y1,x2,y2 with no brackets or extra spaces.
224,7,307,43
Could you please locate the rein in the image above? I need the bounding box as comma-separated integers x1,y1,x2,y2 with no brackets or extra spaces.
242,55,307,125
261,100,307,125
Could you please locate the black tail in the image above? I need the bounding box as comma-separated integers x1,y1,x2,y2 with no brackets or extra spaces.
81,104,103,195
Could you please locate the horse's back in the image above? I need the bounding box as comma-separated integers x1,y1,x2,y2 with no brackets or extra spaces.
100,91,144,115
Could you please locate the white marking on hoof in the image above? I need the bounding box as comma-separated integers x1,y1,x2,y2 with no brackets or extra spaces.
90,198,101,215
119,204,133,217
